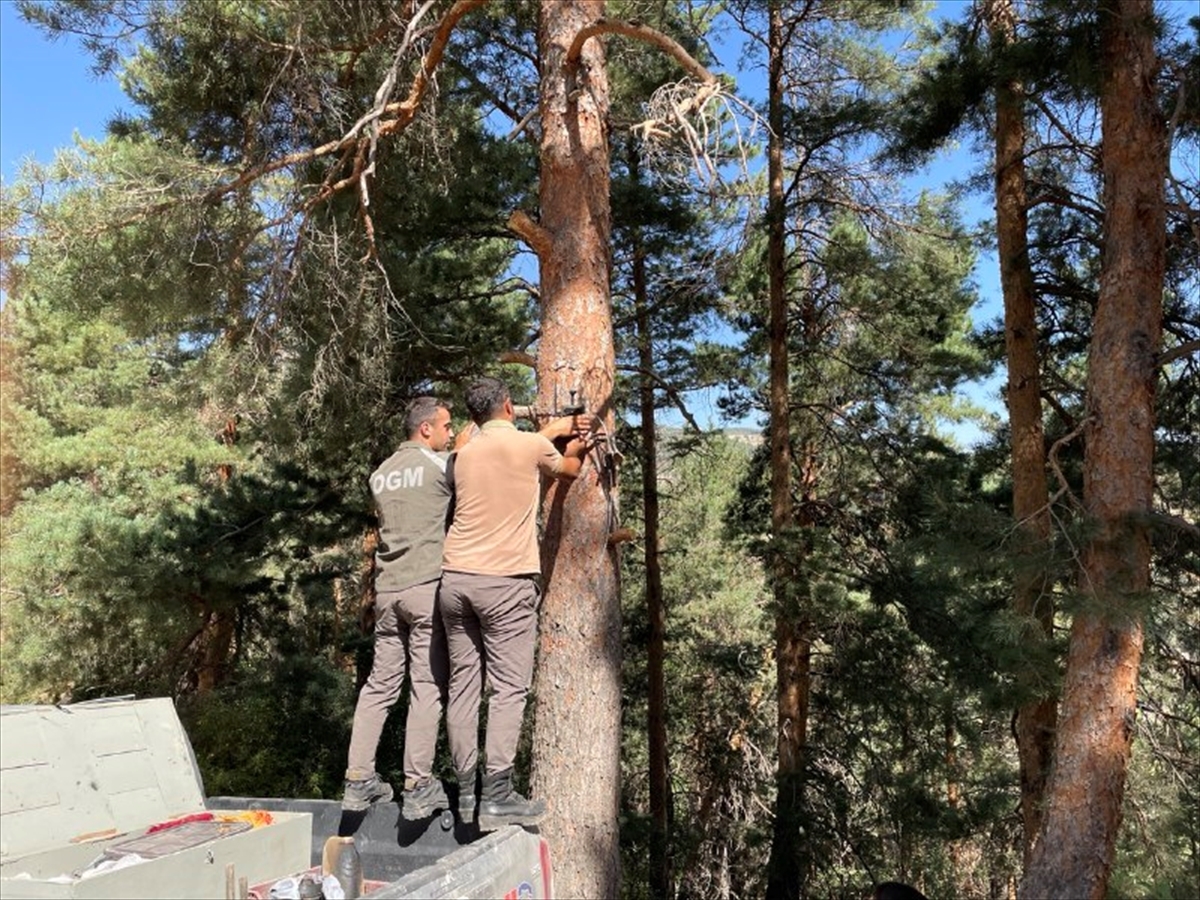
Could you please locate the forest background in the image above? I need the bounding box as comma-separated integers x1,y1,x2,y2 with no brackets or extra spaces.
0,2,1197,899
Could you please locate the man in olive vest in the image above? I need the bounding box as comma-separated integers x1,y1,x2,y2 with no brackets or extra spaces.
439,377,592,830
343,397,455,819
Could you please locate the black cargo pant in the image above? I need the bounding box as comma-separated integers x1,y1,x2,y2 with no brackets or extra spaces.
346,580,448,783
438,571,539,776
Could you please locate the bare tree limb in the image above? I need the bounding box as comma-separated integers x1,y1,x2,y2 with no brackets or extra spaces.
617,363,703,432
1047,416,1091,508
375,0,488,137
117,0,484,223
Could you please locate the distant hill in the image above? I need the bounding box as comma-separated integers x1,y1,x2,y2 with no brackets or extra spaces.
656,425,763,448
722,427,763,447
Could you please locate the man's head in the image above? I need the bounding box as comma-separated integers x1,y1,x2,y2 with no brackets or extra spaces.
464,377,512,426
405,396,454,451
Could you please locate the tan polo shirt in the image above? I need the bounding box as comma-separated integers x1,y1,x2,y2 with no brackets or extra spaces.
442,419,564,577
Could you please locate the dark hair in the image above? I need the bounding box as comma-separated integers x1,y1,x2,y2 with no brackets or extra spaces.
405,396,449,436
464,377,509,425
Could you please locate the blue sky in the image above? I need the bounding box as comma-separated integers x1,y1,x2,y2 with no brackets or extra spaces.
1,1,131,182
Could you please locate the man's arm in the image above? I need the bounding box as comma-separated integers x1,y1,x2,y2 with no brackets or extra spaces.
553,435,595,481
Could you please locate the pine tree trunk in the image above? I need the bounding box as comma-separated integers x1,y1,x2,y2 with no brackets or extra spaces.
946,710,963,890
528,3,622,897
985,0,1057,863
629,143,673,899
357,525,378,691
1019,1,1165,896
765,3,807,897
197,608,235,694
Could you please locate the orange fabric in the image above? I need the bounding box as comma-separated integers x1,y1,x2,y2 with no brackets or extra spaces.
216,810,274,828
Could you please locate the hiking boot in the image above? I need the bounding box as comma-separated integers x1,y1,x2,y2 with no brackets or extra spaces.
342,773,393,812
456,768,478,825
400,776,449,821
477,768,546,831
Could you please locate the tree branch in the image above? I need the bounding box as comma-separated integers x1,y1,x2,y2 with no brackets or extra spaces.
375,0,488,137
616,363,703,432
159,0,485,215
499,350,537,368
566,18,717,86
1158,339,1200,368
1040,387,1078,432
507,209,554,259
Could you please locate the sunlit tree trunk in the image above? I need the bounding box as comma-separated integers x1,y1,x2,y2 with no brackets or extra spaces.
984,0,1057,863
527,2,622,897
1019,1,1165,896
764,3,808,897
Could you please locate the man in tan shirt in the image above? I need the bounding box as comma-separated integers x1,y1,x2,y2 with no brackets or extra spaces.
440,376,590,830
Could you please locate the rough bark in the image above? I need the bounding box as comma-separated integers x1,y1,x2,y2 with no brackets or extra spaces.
357,525,379,691
629,142,672,899
765,3,808,897
528,3,622,898
984,0,1057,863
196,607,235,694
1019,1,1166,896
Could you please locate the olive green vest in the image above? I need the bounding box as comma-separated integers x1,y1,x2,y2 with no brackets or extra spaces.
370,442,452,593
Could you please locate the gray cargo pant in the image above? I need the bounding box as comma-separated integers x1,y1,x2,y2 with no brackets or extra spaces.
346,580,448,782
438,571,539,776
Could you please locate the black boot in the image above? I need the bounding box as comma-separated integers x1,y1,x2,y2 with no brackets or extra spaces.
341,772,393,812
400,776,449,821
477,768,546,831
456,767,478,825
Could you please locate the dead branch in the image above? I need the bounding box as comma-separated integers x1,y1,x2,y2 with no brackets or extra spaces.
1047,416,1092,508
565,17,762,194
111,0,484,232
1164,61,1200,252
1030,95,1101,165
616,363,703,432
375,0,487,137
635,79,763,191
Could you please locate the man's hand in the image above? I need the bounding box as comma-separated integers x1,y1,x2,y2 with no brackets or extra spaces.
455,422,479,450
563,436,591,459
539,415,583,441
565,418,609,458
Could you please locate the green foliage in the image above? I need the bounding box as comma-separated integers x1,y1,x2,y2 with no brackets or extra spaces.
1,286,227,695
180,655,356,800
3,2,1196,896
620,435,774,900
